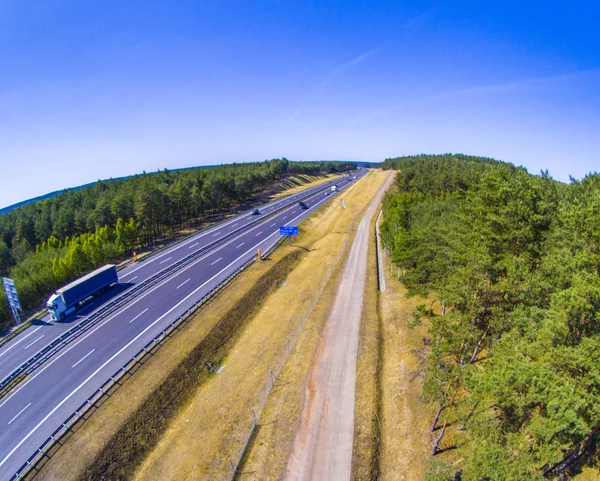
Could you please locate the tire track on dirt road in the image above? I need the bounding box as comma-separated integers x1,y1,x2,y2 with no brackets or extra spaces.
283,171,394,481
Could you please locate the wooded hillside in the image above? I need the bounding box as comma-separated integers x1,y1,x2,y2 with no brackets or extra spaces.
382,154,600,480
0,159,353,331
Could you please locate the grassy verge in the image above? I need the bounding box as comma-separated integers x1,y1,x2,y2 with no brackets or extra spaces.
79,251,303,481
34,253,297,481
234,171,390,480
379,244,436,480
351,208,383,480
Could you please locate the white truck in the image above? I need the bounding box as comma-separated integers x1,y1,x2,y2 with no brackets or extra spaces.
331,185,338,192
46,264,118,320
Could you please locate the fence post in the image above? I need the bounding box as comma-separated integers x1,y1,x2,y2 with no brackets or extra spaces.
270,370,275,388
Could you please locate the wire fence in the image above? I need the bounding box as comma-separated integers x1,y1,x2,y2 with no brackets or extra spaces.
10,235,287,481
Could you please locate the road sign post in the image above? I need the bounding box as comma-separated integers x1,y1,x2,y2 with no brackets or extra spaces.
2,277,23,325
279,226,299,236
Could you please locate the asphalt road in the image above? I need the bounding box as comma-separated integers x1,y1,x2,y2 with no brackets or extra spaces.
0,175,356,387
0,171,365,480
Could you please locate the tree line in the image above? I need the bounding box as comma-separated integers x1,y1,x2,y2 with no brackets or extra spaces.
381,154,600,480
0,159,354,331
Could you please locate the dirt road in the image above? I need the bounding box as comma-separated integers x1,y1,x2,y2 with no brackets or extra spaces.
283,171,394,481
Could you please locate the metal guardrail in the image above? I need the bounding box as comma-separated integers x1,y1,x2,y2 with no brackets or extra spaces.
10,235,288,481
0,180,342,397
6,174,362,479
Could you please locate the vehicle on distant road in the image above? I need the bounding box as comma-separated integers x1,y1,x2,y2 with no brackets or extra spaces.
331,185,338,192
46,264,118,320
251,208,260,215
299,201,308,209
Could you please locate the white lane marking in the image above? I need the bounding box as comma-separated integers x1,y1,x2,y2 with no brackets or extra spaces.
236,242,245,248
271,223,276,227
72,349,95,368
212,232,221,237
128,276,138,282
129,308,149,323
255,232,262,236
0,184,335,383
282,216,287,220
232,223,238,227
188,242,199,249
176,278,191,289
7,403,31,425
159,257,172,265
0,208,291,408
211,257,222,266
0,322,51,359
0,229,305,469
24,335,44,350
0,189,336,434
118,181,340,279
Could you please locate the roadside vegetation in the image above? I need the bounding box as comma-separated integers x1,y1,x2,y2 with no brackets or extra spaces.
0,159,353,331
381,154,600,479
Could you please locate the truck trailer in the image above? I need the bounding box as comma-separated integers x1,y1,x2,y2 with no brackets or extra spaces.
46,264,118,320
331,185,338,192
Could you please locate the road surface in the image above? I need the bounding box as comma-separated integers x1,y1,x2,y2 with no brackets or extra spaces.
284,171,393,481
0,171,366,480
0,176,353,387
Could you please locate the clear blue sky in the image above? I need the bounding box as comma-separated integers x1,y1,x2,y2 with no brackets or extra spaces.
1,0,599,208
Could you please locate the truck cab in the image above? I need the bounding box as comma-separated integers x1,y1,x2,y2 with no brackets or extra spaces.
46,293,69,320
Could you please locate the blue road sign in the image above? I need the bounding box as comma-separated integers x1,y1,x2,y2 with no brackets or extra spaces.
279,226,299,236
2,277,22,324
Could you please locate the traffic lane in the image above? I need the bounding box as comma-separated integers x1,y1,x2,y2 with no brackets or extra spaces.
115,177,349,283
0,180,344,426
0,283,135,385
0,178,352,385
0,241,268,479
0,207,298,413
115,177,350,283
0,174,352,364
0,184,334,388
0,188,325,449
0,178,358,478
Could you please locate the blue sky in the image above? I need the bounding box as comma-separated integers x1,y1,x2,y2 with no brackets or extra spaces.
1,0,599,208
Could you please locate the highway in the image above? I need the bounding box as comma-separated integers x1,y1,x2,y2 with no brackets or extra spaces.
0,171,365,480
0,175,354,388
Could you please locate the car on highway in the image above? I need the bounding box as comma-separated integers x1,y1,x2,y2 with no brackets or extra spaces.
299,201,308,209
251,208,260,215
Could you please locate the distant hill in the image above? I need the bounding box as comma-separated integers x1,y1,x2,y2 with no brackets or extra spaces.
0,182,96,215
0,166,204,215
0,161,372,215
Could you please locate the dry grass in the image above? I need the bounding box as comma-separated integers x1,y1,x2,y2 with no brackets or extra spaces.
34,252,299,481
378,245,436,481
270,173,344,200
351,207,383,480
81,252,303,481
235,171,390,480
